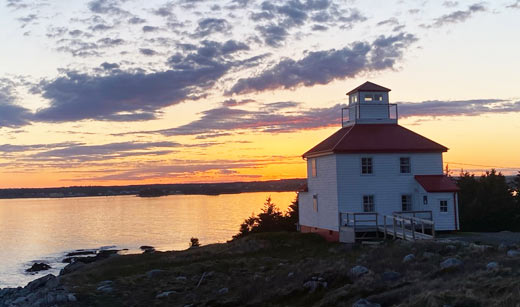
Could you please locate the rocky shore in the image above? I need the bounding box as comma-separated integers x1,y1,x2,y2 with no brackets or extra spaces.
3,232,520,306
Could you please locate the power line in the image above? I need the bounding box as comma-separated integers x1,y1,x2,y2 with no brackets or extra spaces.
445,161,520,170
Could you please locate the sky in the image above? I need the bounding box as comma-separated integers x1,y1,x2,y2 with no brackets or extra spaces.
0,0,519,188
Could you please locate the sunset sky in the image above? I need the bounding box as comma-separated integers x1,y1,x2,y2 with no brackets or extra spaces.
0,0,519,188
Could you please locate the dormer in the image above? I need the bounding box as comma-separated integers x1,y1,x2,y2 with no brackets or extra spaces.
342,81,397,126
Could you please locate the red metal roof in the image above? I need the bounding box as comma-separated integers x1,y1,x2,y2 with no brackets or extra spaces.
346,81,391,95
302,124,448,157
415,175,459,192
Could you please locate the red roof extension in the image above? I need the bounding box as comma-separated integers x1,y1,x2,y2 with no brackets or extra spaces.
415,175,460,193
302,124,448,157
346,81,391,95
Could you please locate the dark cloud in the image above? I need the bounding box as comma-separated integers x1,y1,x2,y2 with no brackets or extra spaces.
192,18,231,38
139,48,158,56
377,17,399,27
221,98,255,107
88,0,129,16
251,1,365,47
100,62,120,70
0,142,82,154
128,16,146,24
17,14,38,28
443,1,459,7
35,39,238,122
32,141,179,161
311,24,328,31
255,24,289,47
228,33,417,95
154,102,342,136
142,25,160,32
425,3,486,28
399,99,520,118
6,0,28,9
0,81,32,128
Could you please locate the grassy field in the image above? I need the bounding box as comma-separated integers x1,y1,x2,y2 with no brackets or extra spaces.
60,232,520,306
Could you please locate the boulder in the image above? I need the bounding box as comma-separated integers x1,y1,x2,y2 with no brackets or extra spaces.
146,269,166,278
60,261,86,275
507,250,520,257
440,258,463,270
486,262,499,270
353,298,381,307
156,291,176,299
26,262,51,273
141,246,156,254
350,265,369,278
218,287,229,294
402,254,415,263
26,274,57,291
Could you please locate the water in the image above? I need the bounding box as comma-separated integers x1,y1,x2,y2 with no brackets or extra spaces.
0,192,296,288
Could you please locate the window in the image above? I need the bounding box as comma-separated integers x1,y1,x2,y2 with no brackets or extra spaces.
440,200,448,213
364,94,373,101
313,194,318,212
401,195,412,211
400,157,411,174
363,195,375,212
361,157,373,174
311,159,317,177
423,195,428,205
374,94,383,101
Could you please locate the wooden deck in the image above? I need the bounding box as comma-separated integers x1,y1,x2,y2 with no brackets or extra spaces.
339,211,435,242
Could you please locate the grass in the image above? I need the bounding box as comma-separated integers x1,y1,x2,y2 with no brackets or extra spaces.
60,232,520,307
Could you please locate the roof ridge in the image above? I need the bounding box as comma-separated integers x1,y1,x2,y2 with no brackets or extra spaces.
331,125,354,151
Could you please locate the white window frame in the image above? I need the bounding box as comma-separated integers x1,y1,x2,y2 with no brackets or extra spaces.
311,158,317,177
401,194,412,212
399,157,411,174
440,200,448,213
363,195,375,212
313,194,318,212
361,157,373,175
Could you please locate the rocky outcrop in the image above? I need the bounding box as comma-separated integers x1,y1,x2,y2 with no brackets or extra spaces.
0,274,76,307
25,263,51,273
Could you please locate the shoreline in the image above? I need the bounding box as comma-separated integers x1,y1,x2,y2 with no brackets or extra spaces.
3,232,520,306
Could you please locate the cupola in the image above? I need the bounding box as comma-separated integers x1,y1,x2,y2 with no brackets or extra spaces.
342,81,397,126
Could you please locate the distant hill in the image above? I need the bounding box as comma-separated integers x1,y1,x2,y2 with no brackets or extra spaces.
0,179,306,199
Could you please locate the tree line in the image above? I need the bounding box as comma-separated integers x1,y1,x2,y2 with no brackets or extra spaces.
458,170,520,231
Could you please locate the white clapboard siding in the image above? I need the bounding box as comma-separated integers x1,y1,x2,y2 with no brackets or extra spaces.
335,153,445,224
299,154,339,231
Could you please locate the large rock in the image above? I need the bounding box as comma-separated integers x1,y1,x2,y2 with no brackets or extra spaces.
26,262,51,273
26,274,58,291
146,269,166,278
402,254,415,263
60,261,86,275
350,265,369,278
507,250,520,257
440,258,463,270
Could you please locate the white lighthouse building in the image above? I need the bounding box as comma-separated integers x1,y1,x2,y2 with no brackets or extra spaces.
298,82,459,242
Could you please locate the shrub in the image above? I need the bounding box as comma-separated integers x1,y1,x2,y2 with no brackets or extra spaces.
234,194,298,239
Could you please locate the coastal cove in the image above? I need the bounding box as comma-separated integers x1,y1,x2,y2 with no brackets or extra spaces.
0,192,295,288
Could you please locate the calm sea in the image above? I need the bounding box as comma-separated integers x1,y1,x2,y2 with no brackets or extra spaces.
0,192,296,288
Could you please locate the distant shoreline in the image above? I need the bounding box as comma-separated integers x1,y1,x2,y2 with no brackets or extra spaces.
0,179,305,200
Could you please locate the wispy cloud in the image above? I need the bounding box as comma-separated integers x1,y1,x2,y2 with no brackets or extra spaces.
423,3,486,28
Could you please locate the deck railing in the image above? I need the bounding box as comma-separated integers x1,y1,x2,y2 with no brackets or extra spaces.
339,210,435,241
